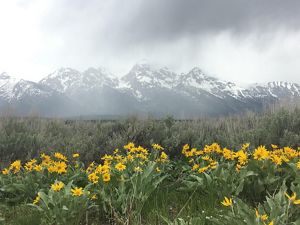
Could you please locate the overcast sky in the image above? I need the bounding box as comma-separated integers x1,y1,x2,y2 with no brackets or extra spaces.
0,0,300,85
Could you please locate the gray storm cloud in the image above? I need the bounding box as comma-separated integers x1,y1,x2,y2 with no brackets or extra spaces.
106,0,300,44
42,0,300,46
1,0,300,84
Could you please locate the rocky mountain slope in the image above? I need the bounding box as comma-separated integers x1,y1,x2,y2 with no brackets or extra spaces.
0,64,299,117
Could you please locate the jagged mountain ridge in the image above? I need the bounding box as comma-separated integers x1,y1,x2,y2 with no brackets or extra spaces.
0,64,299,117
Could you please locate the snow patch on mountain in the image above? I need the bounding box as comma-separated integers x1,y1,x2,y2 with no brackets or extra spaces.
39,68,82,93
40,67,118,95
178,67,253,100
12,80,54,100
1,64,300,117
120,63,178,90
0,72,20,100
249,81,300,99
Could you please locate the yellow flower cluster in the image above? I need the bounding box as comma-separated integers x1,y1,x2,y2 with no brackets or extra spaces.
2,142,300,224
49,181,84,197
183,143,300,173
183,144,222,174
86,161,111,184
47,161,67,174
41,153,68,174
1,160,22,174
54,152,68,162
1,152,71,175
85,143,168,185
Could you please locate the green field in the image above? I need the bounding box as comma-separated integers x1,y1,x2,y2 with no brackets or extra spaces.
1,108,300,224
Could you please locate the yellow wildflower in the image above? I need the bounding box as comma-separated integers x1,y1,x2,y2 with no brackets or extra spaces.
115,163,126,171
182,144,190,156
160,152,168,162
271,155,282,165
297,160,300,169
101,154,113,161
253,146,269,160
95,164,110,174
33,194,40,204
71,187,83,197
9,160,21,173
192,164,200,171
73,153,79,158
265,221,274,225
152,143,164,151
221,197,233,207
88,172,99,184
201,156,210,161
134,166,143,172
51,181,64,192
25,159,37,171
102,173,111,182
2,168,9,175
223,148,235,160
34,164,43,172
255,209,260,218
54,152,68,162
198,166,209,174
260,214,268,221
242,143,250,150
236,164,242,172
210,161,217,169
236,150,248,165
55,161,67,174
285,192,297,201
127,154,134,161
90,194,97,200
41,154,52,166
210,143,222,153
124,142,135,150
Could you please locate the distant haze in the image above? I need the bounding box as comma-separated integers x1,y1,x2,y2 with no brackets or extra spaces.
0,0,300,85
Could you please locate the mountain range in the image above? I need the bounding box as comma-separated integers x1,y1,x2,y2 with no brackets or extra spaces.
1,63,300,118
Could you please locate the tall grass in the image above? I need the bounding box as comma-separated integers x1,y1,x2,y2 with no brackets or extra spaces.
0,107,300,165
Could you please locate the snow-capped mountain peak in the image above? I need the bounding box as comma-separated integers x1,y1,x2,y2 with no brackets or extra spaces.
82,67,118,88
1,64,300,117
39,67,82,93
121,63,177,89
0,72,20,100
40,67,118,94
249,81,300,98
177,67,251,99
12,79,54,100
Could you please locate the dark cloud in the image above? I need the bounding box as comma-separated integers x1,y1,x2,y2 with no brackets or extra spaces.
40,0,300,47
104,0,300,45
1,0,300,84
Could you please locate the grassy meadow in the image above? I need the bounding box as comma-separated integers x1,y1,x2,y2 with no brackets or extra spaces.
1,108,300,224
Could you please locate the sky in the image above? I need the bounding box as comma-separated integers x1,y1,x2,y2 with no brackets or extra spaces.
0,0,300,85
